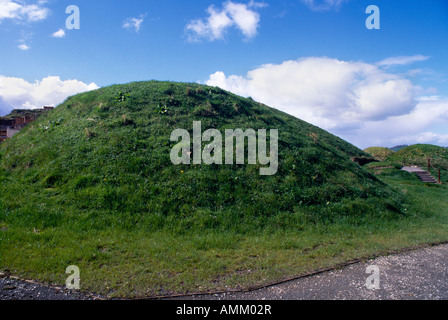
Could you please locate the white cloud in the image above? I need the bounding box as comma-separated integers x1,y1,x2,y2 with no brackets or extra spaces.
17,43,30,50
301,0,348,11
353,98,448,147
0,75,99,116
16,30,33,50
207,57,417,129
376,55,430,68
417,95,448,102
0,0,49,22
20,3,48,21
206,57,448,148
123,15,146,32
0,0,21,20
1,1,49,49
51,28,66,38
185,1,264,42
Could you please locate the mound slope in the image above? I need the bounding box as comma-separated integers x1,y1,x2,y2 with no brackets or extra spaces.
388,144,448,169
0,81,404,232
364,147,394,162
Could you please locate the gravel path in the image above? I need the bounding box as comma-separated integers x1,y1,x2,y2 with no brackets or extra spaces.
0,272,101,300
2,243,448,300
179,243,448,300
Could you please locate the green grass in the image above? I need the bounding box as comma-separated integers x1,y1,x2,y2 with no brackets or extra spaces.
386,144,448,184
1,168,447,298
0,80,404,231
1,81,447,298
364,146,395,162
388,144,448,168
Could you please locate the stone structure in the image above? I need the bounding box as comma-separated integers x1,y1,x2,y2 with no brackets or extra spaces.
0,106,54,142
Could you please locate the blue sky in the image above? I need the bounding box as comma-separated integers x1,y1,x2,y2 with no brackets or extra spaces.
1,0,448,148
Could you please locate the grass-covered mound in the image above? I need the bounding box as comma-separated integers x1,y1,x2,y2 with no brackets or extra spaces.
388,143,448,183
389,145,408,152
0,81,417,298
388,144,448,169
0,81,404,233
386,144,448,183
364,146,395,162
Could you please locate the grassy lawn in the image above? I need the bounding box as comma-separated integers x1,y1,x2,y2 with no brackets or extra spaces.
1,166,447,299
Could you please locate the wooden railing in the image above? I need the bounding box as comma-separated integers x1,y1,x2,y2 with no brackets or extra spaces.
428,158,441,184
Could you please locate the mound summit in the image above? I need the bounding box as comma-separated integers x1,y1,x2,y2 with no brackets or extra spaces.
0,81,404,232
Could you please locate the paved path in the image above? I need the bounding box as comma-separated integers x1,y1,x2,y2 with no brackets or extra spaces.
401,166,427,173
176,243,448,300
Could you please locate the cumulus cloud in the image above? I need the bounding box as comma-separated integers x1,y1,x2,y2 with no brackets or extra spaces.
0,0,49,22
207,57,417,129
123,14,146,32
0,75,99,116
352,98,448,147
51,28,66,38
206,57,448,148
185,1,265,42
